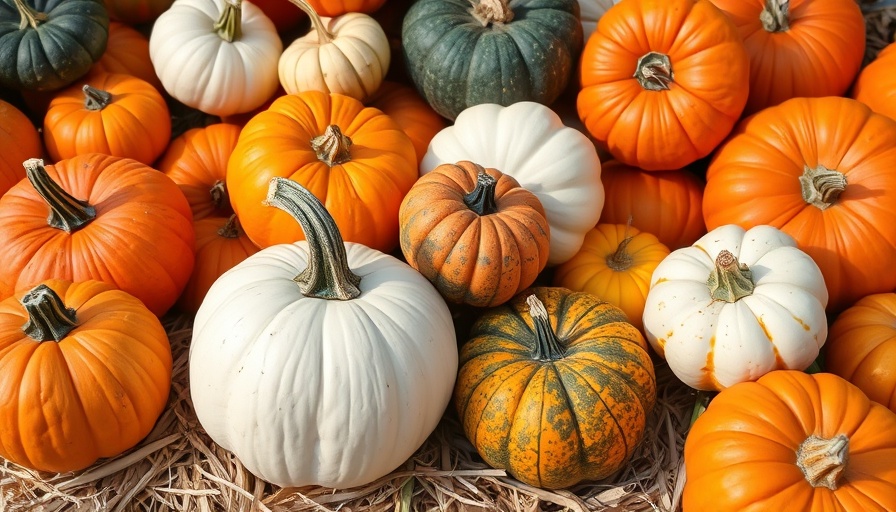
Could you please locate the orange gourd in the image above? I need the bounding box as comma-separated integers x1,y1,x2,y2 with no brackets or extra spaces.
366,80,447,165
852,42,896,122
0,99,42,197
90,21,164,92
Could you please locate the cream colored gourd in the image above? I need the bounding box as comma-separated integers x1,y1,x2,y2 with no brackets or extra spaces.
421,101,603,265
189,177,458,489
149,0,282,117
642,224,829,391
278,0,389,102
579,0,621,42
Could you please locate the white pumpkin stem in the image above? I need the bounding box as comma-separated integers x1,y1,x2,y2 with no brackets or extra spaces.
470,0,514,26
12,0,47,30
463,165,499,216
214,0,243,42
800,164,847,210
20,284,78,343
796,434,849,490
760,0,790,32
311,125,353,166
23,158,97,233
527,295,565,361
217,214,243,239
634,52,674,91
706,250,754,303
210,180,229,210
284,0,335,42
83,85,112,111
263,177,362,300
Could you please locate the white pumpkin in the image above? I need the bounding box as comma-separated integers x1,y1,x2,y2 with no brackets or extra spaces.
579,0,622,43
642,224,829,391
278,0,390,102
149,0,282,117
189,177,458,489
421,101,603,266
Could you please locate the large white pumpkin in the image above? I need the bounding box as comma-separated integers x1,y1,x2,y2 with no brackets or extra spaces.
421,101,603,266
189,178,458,489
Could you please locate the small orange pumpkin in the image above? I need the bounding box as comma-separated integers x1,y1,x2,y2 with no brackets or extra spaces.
90,21,164,92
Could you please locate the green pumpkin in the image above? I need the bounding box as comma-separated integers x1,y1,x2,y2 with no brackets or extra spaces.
401,0,582,120
0,0,109,92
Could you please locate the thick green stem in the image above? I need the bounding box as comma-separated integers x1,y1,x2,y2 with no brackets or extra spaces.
797,434,849,490
800,165,847,210
463,166,498,215
213,0,243,42
263,177,361,300
217,214,242,238
527,295,565,361
471,0,514,26
83,85,112,111
634,52,674,91
707,250,754,303
12,0,47,30
311,125,353,166
23,159,96,233
760,0,790,32
284,0,334,42
20,284,78,343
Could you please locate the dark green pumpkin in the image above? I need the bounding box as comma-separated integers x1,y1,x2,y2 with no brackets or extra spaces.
401,0,582,120
0,0,109,92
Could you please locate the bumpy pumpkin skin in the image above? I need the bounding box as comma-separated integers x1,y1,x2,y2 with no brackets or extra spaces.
455,287,656,489
684,371,896,512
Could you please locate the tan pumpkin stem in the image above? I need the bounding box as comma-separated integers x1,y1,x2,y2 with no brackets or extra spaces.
284,0,334,42
527,295,565,361
796,434,849,490
23,158,96,233
12,0,47,30
607,217,635,271
210,180,229,210
707,250,754,302
635,52,674,91
214,0,243,42
463,165,499,216
20,284,78,343
470,0,514,26
217,214,243,238
800,164,847,210
311,125,353,166
263,177,361,300
83,85,112,111
760,0,790,33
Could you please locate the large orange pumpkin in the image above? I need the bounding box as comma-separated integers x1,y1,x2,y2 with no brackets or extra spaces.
226,90,417,252
852,42,896,122
0,99,42,197
577,0,750,170
703,96,896,313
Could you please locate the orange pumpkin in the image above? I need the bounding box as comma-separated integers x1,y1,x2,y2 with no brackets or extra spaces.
703,96,896,313
684,370,896,511
366,80,447,165
599,160,706,249
0,279,172,473
825,293,896,414
305,0,386,17
90,21,164,92
43,72,171,166
577,0,750,170
399,161,550,308
0,99,42,197
158,123,242,220
0,155,195,316
226,90,417,252
709,0,866,115
852,42,896,122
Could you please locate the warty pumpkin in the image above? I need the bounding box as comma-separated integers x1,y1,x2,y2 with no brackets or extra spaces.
455,287,656,489
0,279,172,473
852,41,896,122
0,99,42,197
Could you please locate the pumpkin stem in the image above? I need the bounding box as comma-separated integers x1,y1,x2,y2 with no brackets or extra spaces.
83,85,113,111
706,250,754,303
527,295,565,361
470,0,514,26
284,0,335,42
311,125,353,166
214,0,243,43
634,52,674,91
796,434,849,490
800,164,847,210
607,217,636,271
263,177,362,300
760,0,790,33
12,0,48,30
463,166,499,216
217,214,243,238
23,159,96,234
210,180,229,211
20,284,78,343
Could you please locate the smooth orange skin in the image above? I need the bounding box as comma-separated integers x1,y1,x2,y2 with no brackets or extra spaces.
158,123,242,220
0,153,195,316
43,72,171,166
0,279,172,473
703,96,896,314
826,293,896,414
684,371,896,511
90,21,164,92
399,161,550,308
852,42,896,122
305,0,386,17
103,0,174,24
599,160,706,249
709,0,866,116
226,90,417,252
0,99,42,197
552,224,670,333
366,80,447,165
577,0,749,171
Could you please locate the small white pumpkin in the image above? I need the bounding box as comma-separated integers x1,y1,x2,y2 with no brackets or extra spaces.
189,177,458,489
578,0,622,43
278,0,390,102
421,101,603,266
149,0,282,117
642,224,829,391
